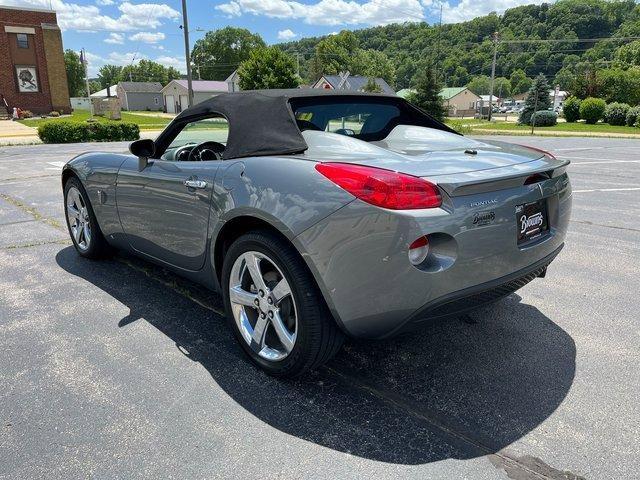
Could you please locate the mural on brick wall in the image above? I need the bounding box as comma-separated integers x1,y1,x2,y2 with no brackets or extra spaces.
16,66,38,92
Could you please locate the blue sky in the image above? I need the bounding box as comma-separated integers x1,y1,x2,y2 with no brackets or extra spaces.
2,0,547,76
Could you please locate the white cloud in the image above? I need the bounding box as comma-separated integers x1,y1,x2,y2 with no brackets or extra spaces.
83,50,143,75
427,0,548,23
104,33,124,44
96,0,114,5
2,0,180,32
215,0,426,26
155,55,186,73
215,0,553,26
129,31,166,43
277,28,297,40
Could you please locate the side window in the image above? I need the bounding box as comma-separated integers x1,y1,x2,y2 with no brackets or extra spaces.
161,116,229,161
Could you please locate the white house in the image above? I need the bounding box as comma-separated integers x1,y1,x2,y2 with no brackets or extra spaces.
312,72,394,94
89,85,118,99
162,80,229,113
225,70,240,93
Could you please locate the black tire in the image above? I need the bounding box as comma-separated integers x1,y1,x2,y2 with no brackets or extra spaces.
63,176,111,259
221,230,344,377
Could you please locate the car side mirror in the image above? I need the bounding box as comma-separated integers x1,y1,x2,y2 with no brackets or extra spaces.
130,139,155,170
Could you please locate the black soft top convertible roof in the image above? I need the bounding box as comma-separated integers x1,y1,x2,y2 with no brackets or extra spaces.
157,89,458,160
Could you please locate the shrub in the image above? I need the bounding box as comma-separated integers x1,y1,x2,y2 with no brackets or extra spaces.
562,96,581,122
38,121,140,143
579,97,606,124
604,102,630,126
531,110,558,127
49,111,60,117
625,106,640,127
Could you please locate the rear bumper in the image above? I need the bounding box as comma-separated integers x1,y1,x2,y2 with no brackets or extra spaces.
388,244,562,337
294,173,571,339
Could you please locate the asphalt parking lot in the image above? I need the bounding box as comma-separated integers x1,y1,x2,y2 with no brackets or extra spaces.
1,136,638,479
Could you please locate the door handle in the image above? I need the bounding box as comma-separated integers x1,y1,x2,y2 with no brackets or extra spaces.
184,179,207,189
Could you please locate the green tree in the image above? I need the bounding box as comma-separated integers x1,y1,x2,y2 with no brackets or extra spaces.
88,80,101,95
120,60,179,84
64,49,85,97
509,69,532,95
494,77,512,99
407,68,445,122
191,27,265,80
237,46,299,90
97,64,123,88
362,77,382,93
519,73,552,125
309,30,360,80
466,75,491,95
596,67,640,105
614,40,640,67
350,49,396,87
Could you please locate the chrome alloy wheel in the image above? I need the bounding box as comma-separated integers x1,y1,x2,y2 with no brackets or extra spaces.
66,186,91,251
229,251,297,361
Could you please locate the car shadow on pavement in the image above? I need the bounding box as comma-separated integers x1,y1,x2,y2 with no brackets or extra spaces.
56,246,576,465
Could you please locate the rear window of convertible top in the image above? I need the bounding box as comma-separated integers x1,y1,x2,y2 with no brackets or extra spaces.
290,98,402,140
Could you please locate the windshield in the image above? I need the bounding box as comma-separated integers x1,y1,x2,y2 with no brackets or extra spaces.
167,117,229,150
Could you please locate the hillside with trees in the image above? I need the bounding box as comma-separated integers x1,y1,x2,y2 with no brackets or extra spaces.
277,0,640,100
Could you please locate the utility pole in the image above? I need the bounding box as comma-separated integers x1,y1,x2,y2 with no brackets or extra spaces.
80,48,93,118
435,1,443,83
488,31,499,121
181,0,194,107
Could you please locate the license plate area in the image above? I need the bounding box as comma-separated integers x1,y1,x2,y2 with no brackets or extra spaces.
516,199,549,245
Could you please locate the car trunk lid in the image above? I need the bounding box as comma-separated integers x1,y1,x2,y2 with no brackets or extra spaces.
301,129,569,196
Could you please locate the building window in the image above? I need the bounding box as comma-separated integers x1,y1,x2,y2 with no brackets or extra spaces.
154,97,159,105
16,33,28,49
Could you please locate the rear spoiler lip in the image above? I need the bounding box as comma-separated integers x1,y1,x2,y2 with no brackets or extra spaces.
425,156,570,197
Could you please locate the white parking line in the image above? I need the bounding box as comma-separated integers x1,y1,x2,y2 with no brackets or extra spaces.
573,187,640,193
566,159,640,164
553,147,604,152
46,161,66,168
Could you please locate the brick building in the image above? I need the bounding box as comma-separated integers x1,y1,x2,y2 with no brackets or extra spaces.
0,5,71,116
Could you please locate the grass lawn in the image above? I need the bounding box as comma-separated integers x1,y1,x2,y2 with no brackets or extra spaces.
445,118,492,126
470,120,640,136
18,110,171,131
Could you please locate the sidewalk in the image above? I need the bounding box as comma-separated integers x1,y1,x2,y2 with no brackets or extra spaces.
0,120,38,137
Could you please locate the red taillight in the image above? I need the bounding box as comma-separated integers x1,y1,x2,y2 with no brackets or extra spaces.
315,162,442,210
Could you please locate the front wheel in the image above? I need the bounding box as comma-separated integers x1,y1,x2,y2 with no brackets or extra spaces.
64,177,110,259
222,231,344,377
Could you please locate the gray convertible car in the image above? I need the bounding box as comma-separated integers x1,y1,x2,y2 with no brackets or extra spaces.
62,90,572,377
